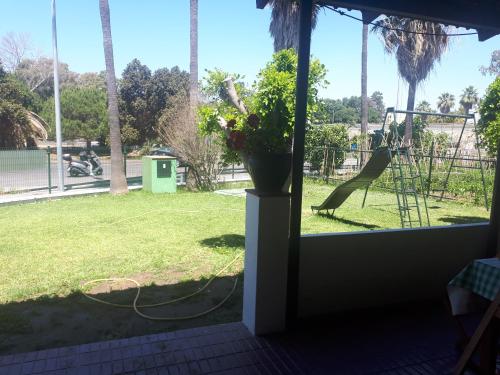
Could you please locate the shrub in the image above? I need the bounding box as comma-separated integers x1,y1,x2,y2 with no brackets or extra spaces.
305,124,349,171
477,77,500,155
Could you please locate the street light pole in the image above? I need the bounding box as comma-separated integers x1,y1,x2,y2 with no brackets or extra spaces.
51,0,64,192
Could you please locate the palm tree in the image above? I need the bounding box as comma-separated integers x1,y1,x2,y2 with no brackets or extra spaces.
372,17,449,144
99,0,128,194
416,100,432,122
459,85,479,114
268,0,319,52
360,22,369,166
416,100,432,113
189,0,198,112
437,93,455,114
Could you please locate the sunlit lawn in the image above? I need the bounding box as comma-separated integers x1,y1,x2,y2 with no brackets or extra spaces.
0,181,489,353
301,178,489,234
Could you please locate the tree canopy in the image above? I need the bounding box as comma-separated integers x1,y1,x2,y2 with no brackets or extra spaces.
0,65,39,148
480,50,500,77
478,77,500,155
41,87,108,145
119,58,190,144
313,92,385,125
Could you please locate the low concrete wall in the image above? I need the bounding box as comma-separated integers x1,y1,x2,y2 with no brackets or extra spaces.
298,223,490,317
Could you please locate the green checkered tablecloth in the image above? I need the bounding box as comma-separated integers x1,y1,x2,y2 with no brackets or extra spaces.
448,258,500,301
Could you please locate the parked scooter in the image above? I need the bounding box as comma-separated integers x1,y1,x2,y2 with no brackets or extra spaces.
63,150,103,177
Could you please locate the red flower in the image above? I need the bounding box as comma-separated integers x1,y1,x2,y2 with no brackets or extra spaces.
227,119,237,129
227,130,246,151
247,114,260,129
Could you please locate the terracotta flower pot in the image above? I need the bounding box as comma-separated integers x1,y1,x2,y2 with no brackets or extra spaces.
244,152,292,195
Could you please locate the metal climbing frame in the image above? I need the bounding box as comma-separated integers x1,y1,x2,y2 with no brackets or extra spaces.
380,108,431,228
382,108,489,210
437,114,489,209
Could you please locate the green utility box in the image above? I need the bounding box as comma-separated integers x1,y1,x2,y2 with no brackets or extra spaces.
142,156,177,193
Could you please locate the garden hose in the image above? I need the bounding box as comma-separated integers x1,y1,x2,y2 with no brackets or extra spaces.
81,251,243,321
81,199,245,321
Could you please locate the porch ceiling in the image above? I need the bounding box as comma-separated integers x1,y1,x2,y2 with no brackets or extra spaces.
256,0,500,41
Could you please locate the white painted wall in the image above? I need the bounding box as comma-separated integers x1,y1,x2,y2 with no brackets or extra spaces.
298,223,490,317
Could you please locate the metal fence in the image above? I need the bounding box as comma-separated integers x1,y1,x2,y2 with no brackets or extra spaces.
304,147,496,207
0,147,252,195
0,147,187,194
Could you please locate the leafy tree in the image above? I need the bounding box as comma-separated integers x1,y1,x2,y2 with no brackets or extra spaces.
305,124,349,171
0,65,41,148
41,87,108,147
149,66,189,124
477,77,500,155
15,58,78,99
119,59,189,144
480,50,500,77
420,130,450,154
370,91,385,120
202,68,250,104
342,96,361,112
76,72,106,90
313,98,338,124
437,92,455,114
199,49,328,161
0,32,33,71
252,49,327,151
99,0,128,194
119,59,153,144
459,86,479,113
314,95,382,125
333,106,358,125
372,17,449,143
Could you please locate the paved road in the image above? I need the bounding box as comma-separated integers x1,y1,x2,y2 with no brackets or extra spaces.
1,159,143,192
0,158,249,193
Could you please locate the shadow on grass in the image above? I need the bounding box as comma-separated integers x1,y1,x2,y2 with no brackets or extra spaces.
439,216,488,225
317,213,381,229
200,234,245,251
0,272,243,355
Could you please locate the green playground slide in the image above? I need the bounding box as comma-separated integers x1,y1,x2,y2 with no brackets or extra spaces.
311,147,393,212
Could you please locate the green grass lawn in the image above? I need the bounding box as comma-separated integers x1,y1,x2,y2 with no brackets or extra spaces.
0,180,490,353
301,179,489,234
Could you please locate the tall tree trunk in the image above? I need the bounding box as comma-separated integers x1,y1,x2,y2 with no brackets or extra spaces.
189,0,198,112
99,0,128,194
360,23,369,166
404,79,417,146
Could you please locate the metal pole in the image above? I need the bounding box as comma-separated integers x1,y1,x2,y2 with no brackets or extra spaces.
287,0,313,326
427,141,434,196
472,116,489,210
439,116,468,201
52,0,64,192
47,146,52,194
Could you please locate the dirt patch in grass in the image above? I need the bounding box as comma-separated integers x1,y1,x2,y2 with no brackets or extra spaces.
0,273,242,355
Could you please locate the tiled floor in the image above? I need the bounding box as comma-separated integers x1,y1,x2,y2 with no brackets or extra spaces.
0,302,490,374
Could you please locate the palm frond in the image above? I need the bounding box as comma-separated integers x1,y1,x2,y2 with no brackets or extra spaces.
269,0,319,52
372,17,449,86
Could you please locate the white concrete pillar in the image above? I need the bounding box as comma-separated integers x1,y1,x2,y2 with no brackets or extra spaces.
243,190,290,335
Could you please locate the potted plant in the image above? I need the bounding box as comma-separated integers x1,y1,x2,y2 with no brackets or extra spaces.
223,108,292,194
198,49,327,194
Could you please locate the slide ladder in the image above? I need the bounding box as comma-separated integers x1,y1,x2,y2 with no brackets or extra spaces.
390,147,430,228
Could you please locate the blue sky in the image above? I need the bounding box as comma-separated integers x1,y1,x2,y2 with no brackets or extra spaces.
1,0,498,110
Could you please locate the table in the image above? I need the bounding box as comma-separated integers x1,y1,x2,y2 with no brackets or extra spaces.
447,258,500,374
448,257,500,316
